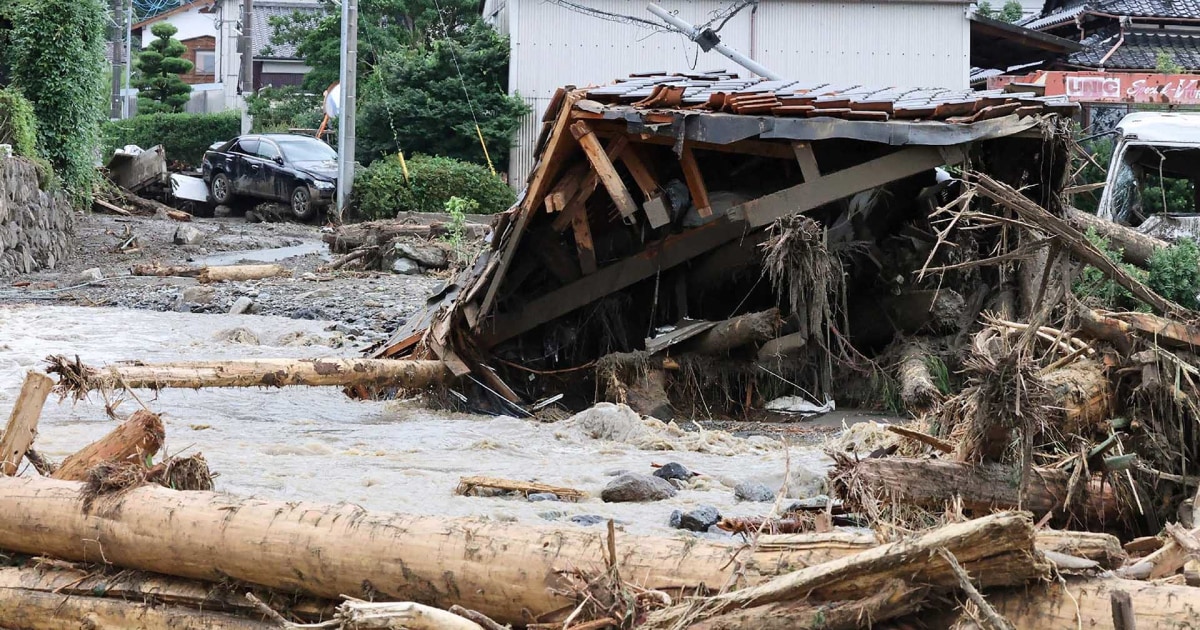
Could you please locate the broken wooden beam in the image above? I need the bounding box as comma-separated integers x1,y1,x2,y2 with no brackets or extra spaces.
455,476,585,501
0,476,904,626
0,372,53,476
46,355,453,396
570,120,639,220
685,308,780,355
51,409,165,482
679,145,712,218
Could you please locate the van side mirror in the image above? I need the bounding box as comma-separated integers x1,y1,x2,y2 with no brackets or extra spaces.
274,156,285,165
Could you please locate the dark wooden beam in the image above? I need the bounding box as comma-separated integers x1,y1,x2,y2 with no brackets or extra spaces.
551,136,629,232
680,145,712,218
482,220,749,346
571,211,597,275
727,145,968,228
792,141,821,182
571,121,639,220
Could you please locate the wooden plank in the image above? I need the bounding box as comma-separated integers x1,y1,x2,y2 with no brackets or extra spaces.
792,142,820,182
570,121,639,220
543,163,588,213
727,145,968,228
550,136,628,232
0,372,53,476
571,211,597,275
483,220,748,346
679,145,712,218
620,145,659,199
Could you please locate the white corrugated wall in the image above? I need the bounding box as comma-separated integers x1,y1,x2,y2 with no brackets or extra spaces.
505,0,970,184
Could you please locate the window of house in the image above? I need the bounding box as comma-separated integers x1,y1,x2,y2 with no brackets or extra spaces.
195,50,216,75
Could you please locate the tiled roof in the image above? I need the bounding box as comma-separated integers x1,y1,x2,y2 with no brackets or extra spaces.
1069,28,1200,69
253,0,323,59
1026,0,1200,31
1020,4,1086,29
585,74,1076,123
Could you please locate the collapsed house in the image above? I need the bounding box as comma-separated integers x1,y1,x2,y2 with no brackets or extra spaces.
374,73,1077,417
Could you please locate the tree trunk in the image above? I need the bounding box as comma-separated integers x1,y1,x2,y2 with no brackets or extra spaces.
0,586,276,630
1066,207,1166,267
1041,358,1113,436
198,264,288,283
324,220,489,253
966,577,1200,629
130,263,202,277
685,309,780,355
689,580,929,630
645,512,1044,628
0,371,53,475
47,355,452,396
51,410,164,481
0,564,332,621
897,339,941,414
831,456,1121,524
1034,530,1126,570
0,476,892,626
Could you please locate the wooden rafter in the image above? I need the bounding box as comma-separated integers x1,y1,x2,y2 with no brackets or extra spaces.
570,121,639,220
680,145,712,218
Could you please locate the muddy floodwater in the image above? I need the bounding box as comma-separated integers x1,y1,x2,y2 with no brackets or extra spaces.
0,304,834,537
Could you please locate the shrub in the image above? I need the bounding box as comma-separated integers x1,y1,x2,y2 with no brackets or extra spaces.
101,112,241,167
1147,238,1200,309
8,0,108,205
1074,227,1145,309
353,154,514,220
132,22,193,114
246,86,324,133
0,87,37,158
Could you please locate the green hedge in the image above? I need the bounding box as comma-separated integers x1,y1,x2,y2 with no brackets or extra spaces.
0,87,37,158
353,155,514,220
101,111,241,167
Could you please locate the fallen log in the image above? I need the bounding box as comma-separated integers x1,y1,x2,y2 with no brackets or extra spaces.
0,564,332,621
897,339,941,413
1035,529,1126,569
1106,310,1200,351
47,355,453,396
455,476,585,501
644,512,1045,628
831,456,1121,523
688,580,929,630
684,308,780,355
965,577,1200,629
0,371,53,475
129,263,289,283
51,409,164,481
324,219,489,253
0,476,901,626
0,585,276,630
1066,207,1166,267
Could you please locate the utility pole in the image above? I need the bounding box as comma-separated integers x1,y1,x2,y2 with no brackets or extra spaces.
240,0,254,133
335,0,358,222
645,3,780,80
110,0,124,119
123,0,133,118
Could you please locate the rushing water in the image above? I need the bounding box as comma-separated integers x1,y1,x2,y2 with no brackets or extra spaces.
0,304,831,537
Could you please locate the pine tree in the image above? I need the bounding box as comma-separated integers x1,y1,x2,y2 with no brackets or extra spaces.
132,22,193,113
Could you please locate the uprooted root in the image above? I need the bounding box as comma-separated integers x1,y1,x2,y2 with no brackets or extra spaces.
762,214,844,338
81,454,216,509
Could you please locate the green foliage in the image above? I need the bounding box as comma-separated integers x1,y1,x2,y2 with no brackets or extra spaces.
975,0,1022,22
0,0,16,84
133,22,194,114
1141,171,1195,214
8,0,108,205
353,154,513,220
442,195,477,262
1156,50,1184,74
358,22,528,166
1072,137,1113,213
1074,228,1146,309
1147,238,1200,309
246,87,324,133
925,356,953,396
0,87,37,158
101,111,240,167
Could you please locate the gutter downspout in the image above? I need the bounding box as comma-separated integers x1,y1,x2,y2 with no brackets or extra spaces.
1096,15,1130,69
750,1,758,63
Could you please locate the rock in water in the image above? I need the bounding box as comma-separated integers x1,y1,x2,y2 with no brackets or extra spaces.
668,510,682,528
569,515,606,526
181,285,215,305
734,481,775,503
229,296,254,315
601,473,677,503
653,462,693,482
527,493,559,502
395,242,450,269
677,506,721,532
391,257,420,275
173,225,203,245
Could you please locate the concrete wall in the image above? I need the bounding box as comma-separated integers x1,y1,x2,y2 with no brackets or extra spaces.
0,158,74,276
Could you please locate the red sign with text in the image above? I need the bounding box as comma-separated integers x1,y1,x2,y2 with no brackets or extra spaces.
988,71,1200,105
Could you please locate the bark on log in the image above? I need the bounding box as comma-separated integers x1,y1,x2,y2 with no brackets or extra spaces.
1066,207,1166,267
685,308,780,355
644,512,1045,628
1079,307,1135,355
338,600,486,630
197,264,288,283
1106,311,1200,351
832,457,1121,523
0,564,332,621
47,356,453,396
51,410,164,481
0,476,898,626
1041,358,1113,435
967,577,1200,629
0,371,53,475
757,332,807,360
324,220,489,253
897,339,941,414
0,586,276,630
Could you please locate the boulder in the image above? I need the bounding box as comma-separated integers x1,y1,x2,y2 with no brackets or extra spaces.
653,462,693,482
677,506,721,532
181,285,215,305
229,296,254,315
600,473,677,503
173,225,204,245
391,257,421,275
394,242,450,269
734,481,775,503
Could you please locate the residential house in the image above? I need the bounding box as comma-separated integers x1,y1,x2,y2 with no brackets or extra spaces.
132,0,220,86
483,0,980,184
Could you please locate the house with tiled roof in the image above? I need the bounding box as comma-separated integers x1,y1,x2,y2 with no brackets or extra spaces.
1028,0,1200,71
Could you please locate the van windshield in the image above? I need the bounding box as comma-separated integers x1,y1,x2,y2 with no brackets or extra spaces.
1104,144,1198,225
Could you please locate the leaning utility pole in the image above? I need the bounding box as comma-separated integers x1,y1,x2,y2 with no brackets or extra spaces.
645,3,780,80
335,0,358,222
123,0,133,118
109,0,125,118
240,0,255,133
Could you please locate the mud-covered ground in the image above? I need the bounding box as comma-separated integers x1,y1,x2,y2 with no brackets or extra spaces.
0,213,445,345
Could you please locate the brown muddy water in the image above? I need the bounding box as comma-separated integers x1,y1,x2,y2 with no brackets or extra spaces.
0,304,835,537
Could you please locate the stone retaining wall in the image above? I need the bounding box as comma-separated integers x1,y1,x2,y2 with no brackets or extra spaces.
0,157,73,276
